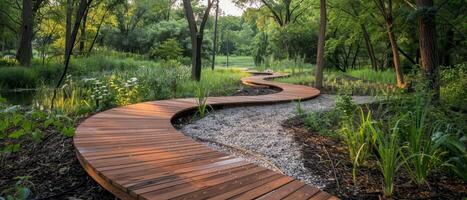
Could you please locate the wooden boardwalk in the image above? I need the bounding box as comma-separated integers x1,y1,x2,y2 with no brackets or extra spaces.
74,72,337,200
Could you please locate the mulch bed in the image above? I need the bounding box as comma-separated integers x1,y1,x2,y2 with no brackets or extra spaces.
232,85,279,96
0,127,114,199
282,116,467,199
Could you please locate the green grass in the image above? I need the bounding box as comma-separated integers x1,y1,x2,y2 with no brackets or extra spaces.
277,70,399,96
345,68,396,85
175,68,250,98
0,50,160,90
215,56,254,68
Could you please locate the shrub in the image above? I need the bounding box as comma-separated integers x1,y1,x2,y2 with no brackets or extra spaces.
0,67,37,89
304,110,339,136
149,38,183,61
0,58,17,66
441,63,467,111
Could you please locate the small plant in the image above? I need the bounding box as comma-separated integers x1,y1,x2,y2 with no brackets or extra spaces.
0,99,75,166
335,93,357,120
109,75,140,106
0,176,33,200
339,108,376,184
194,84,212,118
304,110,339,136
375,121,403,198
295,98,304,116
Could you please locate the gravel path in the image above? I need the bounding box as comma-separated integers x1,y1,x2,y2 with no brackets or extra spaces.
179,94,374,188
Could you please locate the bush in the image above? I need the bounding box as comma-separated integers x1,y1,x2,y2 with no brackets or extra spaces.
0,58,17,66
0,67,37,89
149,38,183,61
441,63,467,111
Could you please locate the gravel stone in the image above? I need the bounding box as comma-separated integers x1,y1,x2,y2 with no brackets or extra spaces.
180,94,374,188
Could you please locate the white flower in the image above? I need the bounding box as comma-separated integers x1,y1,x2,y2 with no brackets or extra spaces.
130,77,137,82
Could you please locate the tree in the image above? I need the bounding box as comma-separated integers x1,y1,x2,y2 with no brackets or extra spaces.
314,0,326,89
182,0,214,81
16,0,45,66
79,8,88,54
52,0,92,108
16,0,33,66
65,0,73,59
373,0,405,88
211,0,219,70
235,0,306,27
416,0,439,100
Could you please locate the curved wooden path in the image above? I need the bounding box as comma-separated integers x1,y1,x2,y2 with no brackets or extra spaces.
74,72,337,200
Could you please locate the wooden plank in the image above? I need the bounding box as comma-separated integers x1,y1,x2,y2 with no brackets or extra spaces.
74,72,333,200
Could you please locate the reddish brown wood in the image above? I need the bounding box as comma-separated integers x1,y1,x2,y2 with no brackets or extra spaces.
74,72,337,199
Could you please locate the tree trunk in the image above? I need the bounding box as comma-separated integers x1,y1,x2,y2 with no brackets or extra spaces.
352,42,360,69
226,31,230,67
16,0,33,66
386,19,405,88
314,0,326,89
211,0,219,70
194,34,202,81
361,24,378,70
417,0,440,100
182,0,198,80
79,8,88,54
65,0,73,59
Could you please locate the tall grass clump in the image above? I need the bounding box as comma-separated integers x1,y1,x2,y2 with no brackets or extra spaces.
176,68,249,97
375,122,402,198
33,75,93,115
346,68,396,85
194,83,211,118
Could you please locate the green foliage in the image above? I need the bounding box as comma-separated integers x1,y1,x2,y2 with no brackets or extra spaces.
346,68,397,85
0,176,33,200
194,84,211,118
109,76,140,106
304,110,340,136
33,75,93,115
0,99,74,166
257,56,311,73
278,70,400,96
295,99,304,116
440,63,467,111
149,38,183,61
399,95,446,185
0,58,17,66
0,67,37,89
375,124,402,198
215,56,254,68
339,108,376,184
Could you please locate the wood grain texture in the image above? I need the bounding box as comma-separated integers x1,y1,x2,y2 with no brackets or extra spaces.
74,72,338,199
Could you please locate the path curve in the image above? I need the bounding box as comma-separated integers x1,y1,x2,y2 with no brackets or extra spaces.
74,72,336,200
